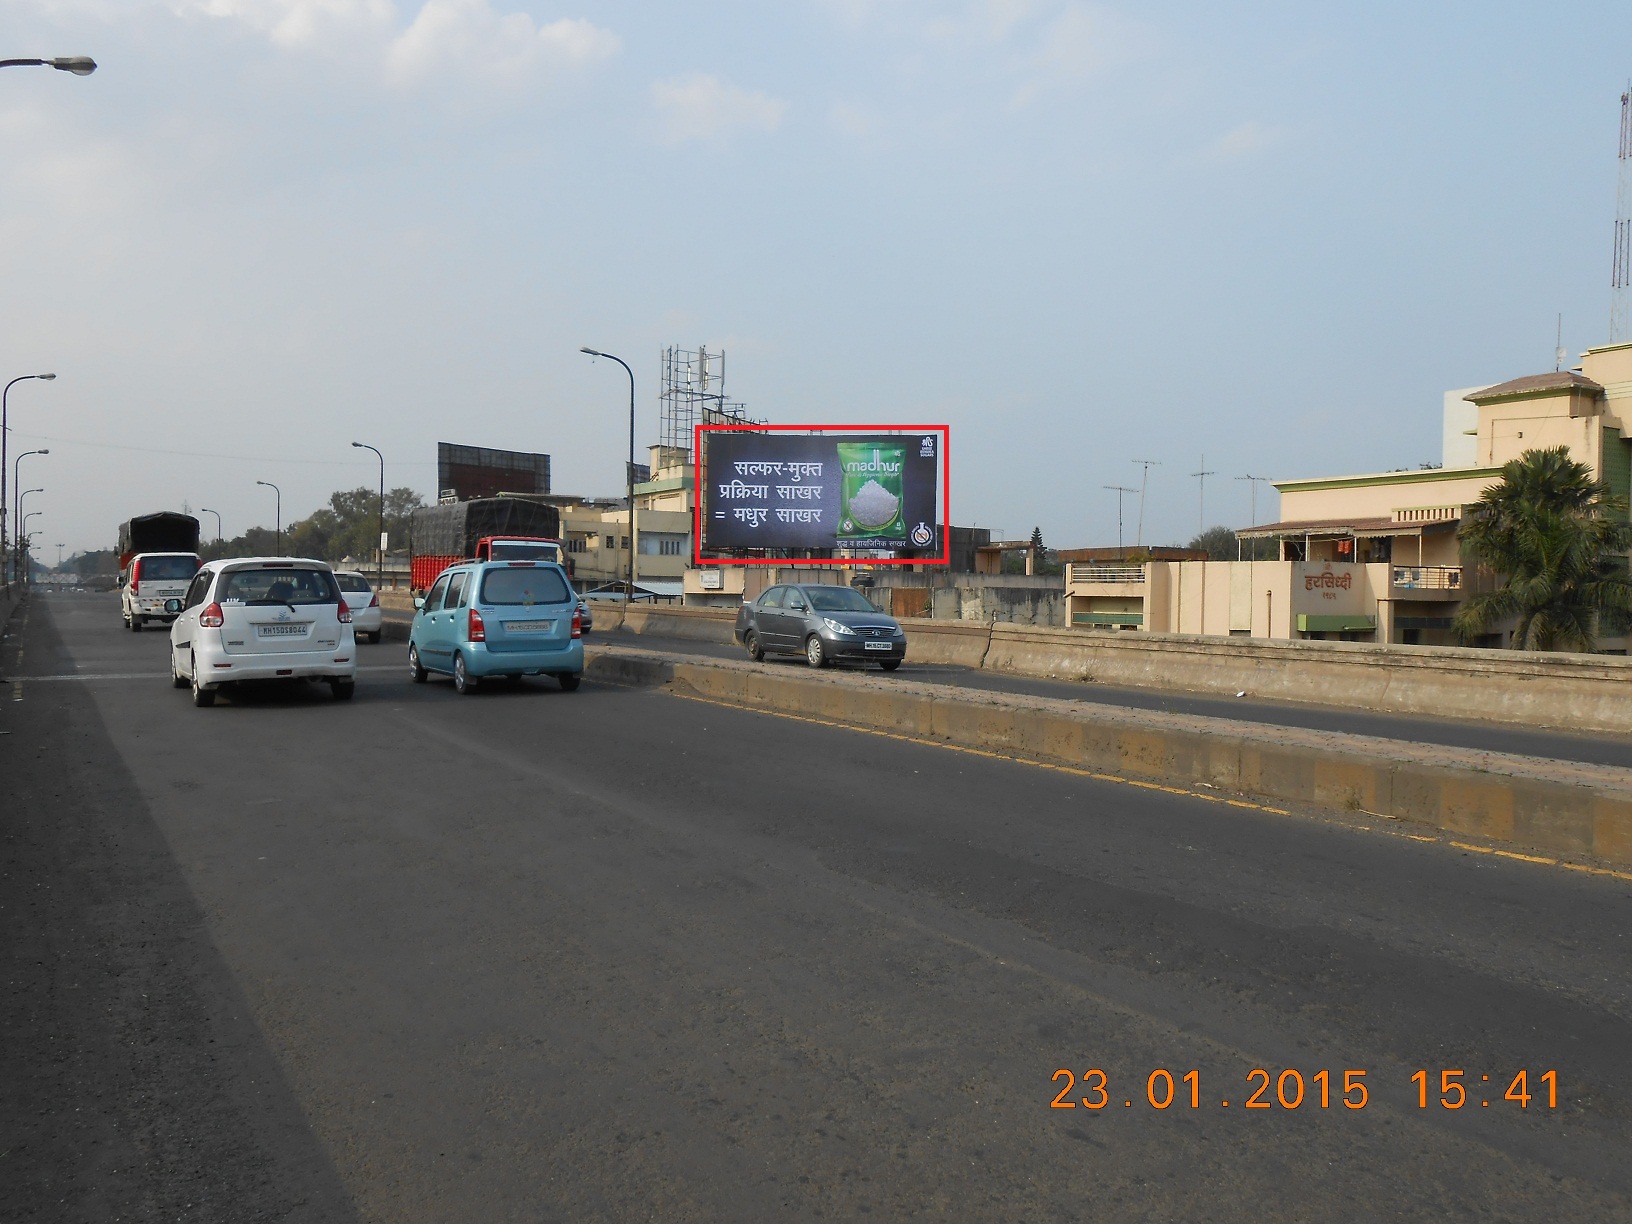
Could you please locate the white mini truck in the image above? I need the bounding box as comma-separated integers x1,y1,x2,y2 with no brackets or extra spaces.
168,557,358,707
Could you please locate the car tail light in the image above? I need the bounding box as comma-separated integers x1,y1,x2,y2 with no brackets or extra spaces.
468,607,486,642
199,602,224,628
368,592,379,608
571,608,582,639
129,559,141,586
337,599,353,624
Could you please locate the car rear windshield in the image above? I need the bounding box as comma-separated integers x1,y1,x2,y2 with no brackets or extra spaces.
335,573,373,593
479,567,571,606
137,555,199,581
219,567,339,605
805,587,878,613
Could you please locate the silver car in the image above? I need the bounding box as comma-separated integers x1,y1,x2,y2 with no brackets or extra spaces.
734,583,906,670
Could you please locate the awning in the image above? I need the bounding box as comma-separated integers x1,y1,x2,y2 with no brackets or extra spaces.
1236,516,1458,540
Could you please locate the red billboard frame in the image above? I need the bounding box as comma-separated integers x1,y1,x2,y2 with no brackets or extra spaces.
693,423,951,567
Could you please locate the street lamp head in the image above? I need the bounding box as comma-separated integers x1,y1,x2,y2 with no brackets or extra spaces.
37,373,55,380
256,480,272,488
48,57,96,76
351,441,364,448
36,448,48,455
580,346,602,357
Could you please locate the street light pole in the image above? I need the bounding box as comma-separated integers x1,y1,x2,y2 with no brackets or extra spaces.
351,442,385,590
0,57,96,75
199,507,221,545
20,511,41,582
1,372,55,590
256,480,281,552
580,347,637,608
14,450,47,587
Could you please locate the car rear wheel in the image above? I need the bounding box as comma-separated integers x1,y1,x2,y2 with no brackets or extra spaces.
130,616,141,632
558,673,581,691
453,652,477,695
805,635,827,668
879,659,901,672
409,643,427,683
744,629,764,661
171,651,187,689
190,655,215,707
367,631,382,644
331,679,355,701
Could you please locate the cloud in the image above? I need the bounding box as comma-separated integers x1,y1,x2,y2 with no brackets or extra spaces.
172,0,619,88
175,0,395,49
1202,121,1284,163
385,0,619,87
651,74,787,146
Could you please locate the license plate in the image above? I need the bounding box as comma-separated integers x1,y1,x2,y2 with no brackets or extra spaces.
863,640,894,651
257,624,308,638
506,620,555,633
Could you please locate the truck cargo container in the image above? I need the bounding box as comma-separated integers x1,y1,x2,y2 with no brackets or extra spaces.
409,498,565,590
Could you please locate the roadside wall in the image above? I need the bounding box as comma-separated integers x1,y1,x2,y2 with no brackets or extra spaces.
385,592,1632,735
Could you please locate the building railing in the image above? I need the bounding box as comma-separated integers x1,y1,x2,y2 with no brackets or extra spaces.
1392,565,1462,590
1066,564,1145,585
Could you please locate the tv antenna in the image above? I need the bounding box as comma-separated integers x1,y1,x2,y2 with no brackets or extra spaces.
1131,459,1160,546
1614,84,1631,342
1236,474,1271,526
1191,455,1216,535
1104,485,1137,553
1556,313,1566,372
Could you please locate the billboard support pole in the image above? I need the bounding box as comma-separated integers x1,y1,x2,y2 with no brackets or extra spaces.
580,348,637,607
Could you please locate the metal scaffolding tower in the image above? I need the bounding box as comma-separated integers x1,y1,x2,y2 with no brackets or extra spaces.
659,345,757,459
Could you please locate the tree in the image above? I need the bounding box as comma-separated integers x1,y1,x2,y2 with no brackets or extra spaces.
1186,526,1275,561
1454,447,1632,651
1188,526,1236,560
1029,525,1045,553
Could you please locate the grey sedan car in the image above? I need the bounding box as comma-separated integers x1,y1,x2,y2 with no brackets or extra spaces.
734,583,906,670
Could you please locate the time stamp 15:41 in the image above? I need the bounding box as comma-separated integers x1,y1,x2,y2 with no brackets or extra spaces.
1049,1068,1560,1112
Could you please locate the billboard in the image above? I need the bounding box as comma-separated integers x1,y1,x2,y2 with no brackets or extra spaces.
697,425,949,565
437,442,551,501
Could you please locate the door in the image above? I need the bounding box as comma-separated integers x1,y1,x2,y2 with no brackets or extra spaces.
754,586,789,649
774,586,812,651
172,569,214,676
418,573,455,668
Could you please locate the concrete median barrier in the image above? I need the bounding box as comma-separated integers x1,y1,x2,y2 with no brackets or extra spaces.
585,644,1632,869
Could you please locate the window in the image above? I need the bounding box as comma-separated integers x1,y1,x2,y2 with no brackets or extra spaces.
136,555,201,582
443,572,468,609
663,538,683,556
480,568,571,606
603,535,615,549
218,567,339,605
758,586,785,608
425,574,450,610
567,537,586,554
336,573,373,594
184,571,213,610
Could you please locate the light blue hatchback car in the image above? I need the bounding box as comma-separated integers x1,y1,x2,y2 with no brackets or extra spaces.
408,560,584,694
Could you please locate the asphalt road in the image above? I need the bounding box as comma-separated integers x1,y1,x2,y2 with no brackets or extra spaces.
6,591,1632,1222
607,627,1632,770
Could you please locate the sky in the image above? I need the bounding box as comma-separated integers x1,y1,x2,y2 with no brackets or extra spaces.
4,0,1632,559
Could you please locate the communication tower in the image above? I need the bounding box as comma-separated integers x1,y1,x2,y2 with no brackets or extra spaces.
1614,84,1632,342
659,345,757,459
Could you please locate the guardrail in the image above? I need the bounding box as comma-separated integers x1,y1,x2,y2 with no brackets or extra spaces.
1065,564,1145,585
1392,565,1462,590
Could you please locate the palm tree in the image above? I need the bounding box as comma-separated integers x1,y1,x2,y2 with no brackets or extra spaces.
1454,447,1632,651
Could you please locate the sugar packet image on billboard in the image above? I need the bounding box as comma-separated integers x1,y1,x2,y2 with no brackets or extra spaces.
837,443,906,542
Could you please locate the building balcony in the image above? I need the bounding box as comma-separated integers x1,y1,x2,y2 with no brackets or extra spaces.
1390,565,1462,599
1066,563,1145,592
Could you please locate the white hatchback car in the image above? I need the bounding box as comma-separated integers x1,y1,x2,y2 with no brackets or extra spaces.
168,557,357,707
333,570,384,643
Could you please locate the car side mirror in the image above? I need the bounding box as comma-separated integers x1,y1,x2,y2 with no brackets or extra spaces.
413,596,425,610
164,598,183,614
